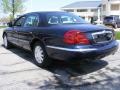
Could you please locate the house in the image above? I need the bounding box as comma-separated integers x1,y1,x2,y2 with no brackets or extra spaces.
0,17,9,26
61,0,120,22
61,1,101,22
102,0,120,17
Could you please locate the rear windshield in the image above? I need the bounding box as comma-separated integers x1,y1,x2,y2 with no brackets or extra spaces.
104,17,113,20
46,12,88,25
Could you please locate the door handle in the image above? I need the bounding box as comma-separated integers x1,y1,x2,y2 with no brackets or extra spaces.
15,31,18,32
29,32,32,34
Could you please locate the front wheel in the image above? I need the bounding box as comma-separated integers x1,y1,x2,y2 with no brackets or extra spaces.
3,35,11,49
33,42,51,68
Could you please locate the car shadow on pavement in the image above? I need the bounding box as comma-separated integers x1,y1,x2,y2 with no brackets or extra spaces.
2,45,108,76
49,59,108,76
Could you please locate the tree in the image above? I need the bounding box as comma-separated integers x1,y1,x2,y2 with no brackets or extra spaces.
1,0,25,20
0,17,10,24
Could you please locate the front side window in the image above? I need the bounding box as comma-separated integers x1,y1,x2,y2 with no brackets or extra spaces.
14,16,25,27
47,13,87,25
24,15,39,27
104,17,113,20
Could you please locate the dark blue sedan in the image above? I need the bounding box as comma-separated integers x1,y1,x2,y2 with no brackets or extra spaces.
3,11,119,67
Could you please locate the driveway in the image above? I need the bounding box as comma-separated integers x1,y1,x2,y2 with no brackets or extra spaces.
0,29,120,90
114,28,120,32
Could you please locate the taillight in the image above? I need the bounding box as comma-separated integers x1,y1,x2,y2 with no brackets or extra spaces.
64,30,90,45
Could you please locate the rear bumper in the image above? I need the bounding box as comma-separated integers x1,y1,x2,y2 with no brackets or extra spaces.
46,41,119,61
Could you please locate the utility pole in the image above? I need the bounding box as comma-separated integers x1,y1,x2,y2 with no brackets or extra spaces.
12,0,15,19
107,0,110,16
97,7,101,24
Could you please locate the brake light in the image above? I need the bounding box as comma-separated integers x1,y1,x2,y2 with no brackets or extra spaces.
64,30,90,45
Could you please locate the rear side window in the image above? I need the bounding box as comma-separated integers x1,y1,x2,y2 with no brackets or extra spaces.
48,16,59,24
24,15,39,27
104,17,113,20
61,15,78,24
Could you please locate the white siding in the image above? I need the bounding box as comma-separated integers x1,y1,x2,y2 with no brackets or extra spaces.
102,0,120,16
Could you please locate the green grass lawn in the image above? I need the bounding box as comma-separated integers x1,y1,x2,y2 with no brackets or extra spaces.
0,26,6,29
115,32,120,40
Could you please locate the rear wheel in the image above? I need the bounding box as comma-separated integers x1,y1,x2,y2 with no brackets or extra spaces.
33,42,51,68
114,24,118,29
106,25,114,29
110,25,115,29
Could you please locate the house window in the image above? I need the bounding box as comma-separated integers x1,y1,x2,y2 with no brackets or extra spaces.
103,4,106,11
64,9,74,12
111,4,119,11
91,9,97,12
77,9,87,12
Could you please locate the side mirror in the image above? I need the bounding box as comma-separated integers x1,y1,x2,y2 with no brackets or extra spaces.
7,22,13,27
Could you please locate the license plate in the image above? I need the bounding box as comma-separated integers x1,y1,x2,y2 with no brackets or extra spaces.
92,30,113,43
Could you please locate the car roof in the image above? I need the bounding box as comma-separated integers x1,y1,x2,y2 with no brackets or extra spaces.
24,11,68,15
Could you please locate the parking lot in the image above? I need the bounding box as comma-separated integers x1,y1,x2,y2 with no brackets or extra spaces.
0,29,120,90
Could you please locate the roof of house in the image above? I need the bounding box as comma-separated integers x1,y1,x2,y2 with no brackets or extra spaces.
62,1,101,9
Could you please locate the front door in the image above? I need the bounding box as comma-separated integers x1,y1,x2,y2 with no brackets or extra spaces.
12,16,26,46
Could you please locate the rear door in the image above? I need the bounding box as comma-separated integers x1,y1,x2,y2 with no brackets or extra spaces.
18,14,40,50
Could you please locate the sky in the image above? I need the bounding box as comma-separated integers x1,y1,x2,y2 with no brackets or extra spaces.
25,0,100,13
0,0,100,17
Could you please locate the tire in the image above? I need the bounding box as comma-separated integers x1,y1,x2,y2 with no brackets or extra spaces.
3,34,12,49
33,42,51,68
114,24,118,29
108,25,114,29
